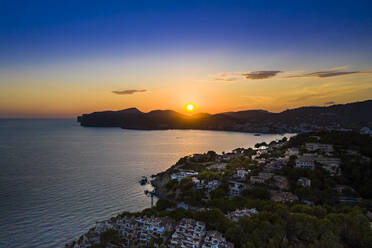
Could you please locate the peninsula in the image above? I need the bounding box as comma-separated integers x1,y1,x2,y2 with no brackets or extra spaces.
77,100,372,134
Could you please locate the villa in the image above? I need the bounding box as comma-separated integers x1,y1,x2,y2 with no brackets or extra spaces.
207,180,221,192
171,170,199,182
232,168,250,181
250,172,274,184
227,208,258,222
192,177,206,190
295,156,315,169
229,180,248,198
305,143,334,153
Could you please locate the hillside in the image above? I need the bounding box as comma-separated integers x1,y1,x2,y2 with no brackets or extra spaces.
77,100,372,133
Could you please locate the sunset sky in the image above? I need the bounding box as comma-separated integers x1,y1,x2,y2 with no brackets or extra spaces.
1,0,372,118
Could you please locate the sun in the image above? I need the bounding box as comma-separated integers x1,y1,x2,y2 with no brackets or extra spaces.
185,103,196,112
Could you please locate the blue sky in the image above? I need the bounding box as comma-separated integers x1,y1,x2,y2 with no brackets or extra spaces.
1,0,371,65
1,0,372,117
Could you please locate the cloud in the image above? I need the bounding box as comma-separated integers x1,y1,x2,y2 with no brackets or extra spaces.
324,101,335,105
288,91,333,103
213,77,239,82
288,70,359,78
242,71,282,80
211,67,372,82
112,89,147,95
212,73,240,82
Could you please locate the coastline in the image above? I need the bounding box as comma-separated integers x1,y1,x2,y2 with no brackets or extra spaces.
66,130,372,248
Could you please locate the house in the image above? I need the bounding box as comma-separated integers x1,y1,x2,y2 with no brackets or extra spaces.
236,168,250,178
250,172,274,184
207,180,221,192
295,155,341,175
305,143,334,153
227,208,258,222
192,177,200,184
295,156,315,170
315,156,340,175
232,168,250,181
177,202,190,210
229,180,247,198
297,177,311,187
264,159,285,172
171,170,199,182
192,177,206,190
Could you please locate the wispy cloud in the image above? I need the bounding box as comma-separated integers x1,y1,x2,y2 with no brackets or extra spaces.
288,91,333,103
288,69,359,78
213,77,239,82
212,73,240,82
211,66,372,83
242,71,282,80
112,89,147,95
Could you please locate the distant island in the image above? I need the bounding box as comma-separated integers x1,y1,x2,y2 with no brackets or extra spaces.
67,130,372,248
77,100,372,134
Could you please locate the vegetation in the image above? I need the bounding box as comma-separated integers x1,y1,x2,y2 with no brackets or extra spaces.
142,199,372,248
100,228,120,246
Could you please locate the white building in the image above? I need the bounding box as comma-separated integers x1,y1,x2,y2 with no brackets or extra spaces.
171,171,199,182
229,181,247,198
295,156,315,170
192,177,206,190
227,208,258,222
235,169,250,180
207,180,221,192
250,172,274,184
305,143,334,153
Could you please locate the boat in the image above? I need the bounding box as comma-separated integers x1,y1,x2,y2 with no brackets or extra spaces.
254,133,261,136
139,176,148,185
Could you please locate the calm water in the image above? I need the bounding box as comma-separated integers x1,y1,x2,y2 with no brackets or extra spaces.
0,119,292,247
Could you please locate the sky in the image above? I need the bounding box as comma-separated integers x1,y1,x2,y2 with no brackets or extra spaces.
1,0,372,118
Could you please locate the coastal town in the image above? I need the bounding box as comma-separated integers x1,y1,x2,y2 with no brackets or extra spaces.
67,130,372,248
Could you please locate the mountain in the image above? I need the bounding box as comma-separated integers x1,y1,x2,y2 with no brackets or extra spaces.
77,100,372,133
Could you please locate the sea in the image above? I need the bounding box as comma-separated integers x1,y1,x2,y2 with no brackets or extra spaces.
0,119,293,247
